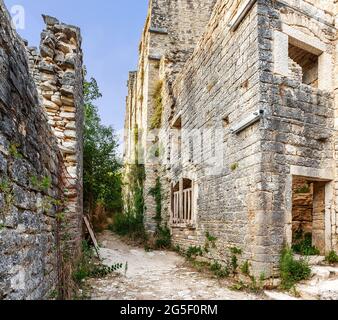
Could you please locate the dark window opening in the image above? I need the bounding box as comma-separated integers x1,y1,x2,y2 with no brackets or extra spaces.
288,43,319,88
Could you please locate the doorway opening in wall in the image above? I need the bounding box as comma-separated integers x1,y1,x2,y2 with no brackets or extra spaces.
292,176,327,256
171,178,194,227
288,41,319,88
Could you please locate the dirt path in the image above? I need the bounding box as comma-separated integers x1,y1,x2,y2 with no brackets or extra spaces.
87,231,263,300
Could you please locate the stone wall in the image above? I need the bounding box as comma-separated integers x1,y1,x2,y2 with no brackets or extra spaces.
27,15,84,253
258,0,336,271
160,0,265,274
123,71,138,212
0,1,83,300
124,0,338,277
124,0,217,231
157,0,337,276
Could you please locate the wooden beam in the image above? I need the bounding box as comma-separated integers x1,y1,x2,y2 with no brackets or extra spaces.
83,216,100,258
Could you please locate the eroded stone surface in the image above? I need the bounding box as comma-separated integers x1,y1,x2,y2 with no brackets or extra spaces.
0,1,83,300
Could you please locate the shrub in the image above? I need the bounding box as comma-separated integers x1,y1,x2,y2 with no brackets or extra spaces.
231,255,239,274
73,265,89,284
110,212,146,241
205,232,217,243
230,247,242,255
173,245,181,253
210,261,230,278
280,247,311,290
72,240,95,284
292,233,320,256
325,251,338,265
186,246,203,259
149,177,162,224
210,261,222,272
72,241,123,285
155,225,171,249
114,162,146,241
241,261,250,276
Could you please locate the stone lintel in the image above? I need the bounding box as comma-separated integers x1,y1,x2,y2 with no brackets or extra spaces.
282,24,326,55
290,165,335,182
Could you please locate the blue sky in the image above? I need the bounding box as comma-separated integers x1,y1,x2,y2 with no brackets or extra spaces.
4,0,148,135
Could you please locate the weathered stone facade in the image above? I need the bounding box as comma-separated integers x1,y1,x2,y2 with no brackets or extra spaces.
0,0,83,300
124,0,217,230
124,0,338,277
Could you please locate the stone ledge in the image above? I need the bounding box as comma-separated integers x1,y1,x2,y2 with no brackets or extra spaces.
148,54,162,61
149,27,168,35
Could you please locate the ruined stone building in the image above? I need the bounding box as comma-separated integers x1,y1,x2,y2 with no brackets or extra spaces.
0,0,83,299
124,0,338,277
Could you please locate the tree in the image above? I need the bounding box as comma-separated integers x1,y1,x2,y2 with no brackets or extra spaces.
83,77,122,226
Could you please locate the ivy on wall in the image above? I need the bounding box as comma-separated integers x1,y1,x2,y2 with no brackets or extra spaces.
149,177,162,224
149,176,171,249
150,80,164,130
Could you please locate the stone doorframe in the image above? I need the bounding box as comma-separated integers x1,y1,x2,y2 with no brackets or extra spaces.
285,165,334,254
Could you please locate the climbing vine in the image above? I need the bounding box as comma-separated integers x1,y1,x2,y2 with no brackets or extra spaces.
149,176,171,249
111,125,146,241
130,125,146,222
150,80,164,130
149,177,162,224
